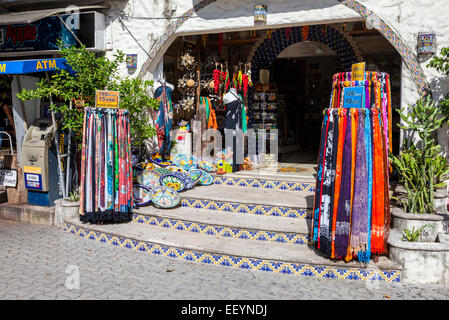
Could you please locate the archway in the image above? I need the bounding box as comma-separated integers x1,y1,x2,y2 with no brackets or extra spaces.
248,25,362,83
137,0,430,96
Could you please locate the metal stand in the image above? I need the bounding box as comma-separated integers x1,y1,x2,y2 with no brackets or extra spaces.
0,131,14,156
46,72,67,200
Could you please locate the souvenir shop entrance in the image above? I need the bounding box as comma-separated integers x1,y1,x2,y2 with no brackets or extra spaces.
162,21,402,178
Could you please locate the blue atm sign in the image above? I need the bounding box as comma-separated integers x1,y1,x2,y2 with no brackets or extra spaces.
0,58,70,74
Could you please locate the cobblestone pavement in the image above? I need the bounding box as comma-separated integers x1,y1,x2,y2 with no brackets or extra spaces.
0,219,448,300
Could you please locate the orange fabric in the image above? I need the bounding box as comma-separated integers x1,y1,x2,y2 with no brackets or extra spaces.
345,109,357,262
371,108,386,254
374,81,382,110
331,108,346,258
379,115,391,254
386,75,393,174
207,98,218,130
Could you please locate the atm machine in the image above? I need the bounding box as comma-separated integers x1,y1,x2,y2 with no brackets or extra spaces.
21,118,69,206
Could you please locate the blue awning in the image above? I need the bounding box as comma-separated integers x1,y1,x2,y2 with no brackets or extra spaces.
0,58,71,74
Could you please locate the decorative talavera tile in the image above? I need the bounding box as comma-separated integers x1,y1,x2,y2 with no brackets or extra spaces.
132,213,310,246
180,198,309,219
63,223,401,282
213,176,315,192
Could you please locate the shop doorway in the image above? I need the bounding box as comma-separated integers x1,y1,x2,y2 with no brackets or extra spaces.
163,22,402,178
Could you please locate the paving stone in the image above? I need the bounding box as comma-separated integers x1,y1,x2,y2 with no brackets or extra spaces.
1,219,449,300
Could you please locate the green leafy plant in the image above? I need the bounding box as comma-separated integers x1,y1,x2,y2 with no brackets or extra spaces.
66,190,80,202
17,40,157,147
402,224,435,242
390,96,449,213
109,77,158,146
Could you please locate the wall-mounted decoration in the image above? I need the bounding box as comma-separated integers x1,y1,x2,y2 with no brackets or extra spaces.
126,54,137,68
417,32,436,55
254,4,267,24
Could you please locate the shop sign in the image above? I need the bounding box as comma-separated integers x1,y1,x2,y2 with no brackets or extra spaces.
254,5,267,24
259,69,270,84
95,90,120,108
417,32,436,54
24,166,43,190
0,169,17,187
343,86,365,108
126,54,137,69
351,62,366,81
0,58,70,74
0,15,77,53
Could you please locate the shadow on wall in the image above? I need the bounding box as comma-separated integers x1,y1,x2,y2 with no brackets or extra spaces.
192,0,342,20
429,73,449,104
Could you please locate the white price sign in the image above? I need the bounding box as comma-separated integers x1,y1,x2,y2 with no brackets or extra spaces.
0,169,17,188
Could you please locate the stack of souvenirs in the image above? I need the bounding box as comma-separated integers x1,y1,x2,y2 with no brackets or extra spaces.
132,152,217,209
79,107,133,223
311,70,392,263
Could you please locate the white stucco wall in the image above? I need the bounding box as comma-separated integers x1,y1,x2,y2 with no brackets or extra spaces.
357,0,449,154
104,0,449,151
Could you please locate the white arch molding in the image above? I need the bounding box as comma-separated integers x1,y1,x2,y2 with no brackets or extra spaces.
137,0,430,96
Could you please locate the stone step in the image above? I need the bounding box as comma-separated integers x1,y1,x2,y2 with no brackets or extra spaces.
64,217,402,282
180,184,314,219
133,205,311,246
213,173,316,193
0,202,55,225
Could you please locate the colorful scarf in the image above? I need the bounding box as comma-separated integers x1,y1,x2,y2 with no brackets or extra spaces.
371,108,387,254
312,111,329,242
331,108,346,258
334,109,352,259
79,107,133,223
318,110,336,251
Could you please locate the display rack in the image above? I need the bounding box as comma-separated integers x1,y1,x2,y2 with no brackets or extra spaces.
248,84,278,162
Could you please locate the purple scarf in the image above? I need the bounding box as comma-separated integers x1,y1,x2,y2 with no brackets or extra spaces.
349,109,368,257
335,109,352,259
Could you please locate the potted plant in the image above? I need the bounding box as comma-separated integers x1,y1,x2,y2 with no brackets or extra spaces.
388,96,449,284
390,96,449,242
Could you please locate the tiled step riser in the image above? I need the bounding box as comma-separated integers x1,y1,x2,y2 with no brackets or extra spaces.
64,223,401,282
132,213,311,246
181,198,311,219
214,176,316,193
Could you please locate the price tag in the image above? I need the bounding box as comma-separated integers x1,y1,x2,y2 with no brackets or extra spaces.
343,86,365,108
351,62,366,81
0,169,17,188
95,90,120,108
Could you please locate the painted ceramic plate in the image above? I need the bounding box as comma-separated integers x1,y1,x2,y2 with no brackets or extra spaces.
136,170,161,188
167,165,188,174
133,185,152,207
150,186,181,209
134,162,147,170
180,172,195,190
188,169,203,184
150,153,173,167
195,169,214,186
159,172,186,192
174,154,197,171
197,158,217,173
153,166,172,176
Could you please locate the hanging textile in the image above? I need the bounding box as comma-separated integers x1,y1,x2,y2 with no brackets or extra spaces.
312,71,392,262
330,71,392,156
200,96,218,130
311,106,390,262
154,82,174,159
79,107,133,223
